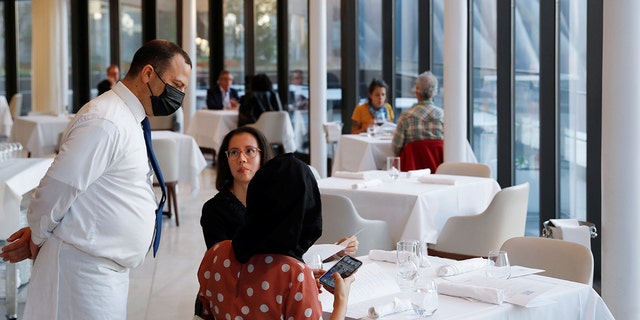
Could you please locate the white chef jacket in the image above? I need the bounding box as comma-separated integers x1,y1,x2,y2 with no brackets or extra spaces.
28,81,157,269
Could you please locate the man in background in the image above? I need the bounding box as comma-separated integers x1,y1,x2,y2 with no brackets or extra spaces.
97,64,120,96
206,70,239,110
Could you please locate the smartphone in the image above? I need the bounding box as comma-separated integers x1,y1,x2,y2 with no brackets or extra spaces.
319,255,363,293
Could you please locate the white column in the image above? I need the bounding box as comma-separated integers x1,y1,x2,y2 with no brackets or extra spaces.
602,1,640,318
31,0,69,115
442,0,467,162
181,0,197,134
309,0,328,177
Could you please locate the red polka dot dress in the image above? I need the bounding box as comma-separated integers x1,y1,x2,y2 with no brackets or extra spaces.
198,240,324,320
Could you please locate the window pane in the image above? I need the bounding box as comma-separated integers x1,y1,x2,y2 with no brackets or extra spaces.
327,0,342,121
514,0,540,236
432,0,444,108
157,0,178,42
394,0,419,113
471,0,498,178
16,1,32,114
120,0,143,73
196,0,210,108
254,0,277,78
289,0,309,153
224,0,245,86
89,0,111,98
358,0,382,100
558,0,587,221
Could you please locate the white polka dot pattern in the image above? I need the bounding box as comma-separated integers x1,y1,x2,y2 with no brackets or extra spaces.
247,264,254,272
261,281,270,290
214,273,221,281
275,295,283,304
260,304,269,312
294,292,303,301
297,272,305,282
282,264,290,272
241,306,250,315
304,308,313,317
246,287,254,296
265,256,274,263
223,259,231,267
203,271,211,279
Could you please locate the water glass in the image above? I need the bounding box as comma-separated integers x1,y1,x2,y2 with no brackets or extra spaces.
387,156,401,180
486,250,511,279
396,240,420,289
306,254,323,270
367,125,376,137
418,241,431,268
411,279,438,318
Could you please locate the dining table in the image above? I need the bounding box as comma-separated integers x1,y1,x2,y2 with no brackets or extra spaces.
331,134,479,176
9,114,72,157
150,130,208,197
317,171,501,245
0,157,54,319
186,109,238,155
318,255,613,319
0,96,12,137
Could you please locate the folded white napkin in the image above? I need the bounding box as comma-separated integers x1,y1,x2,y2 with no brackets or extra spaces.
407,168,431,178
437,258,486,277
367,297,412,318
368,249,397,263
418,175,457,185
352,179,383,189
333,171,372,180
438,281,504,305
550,219,591,249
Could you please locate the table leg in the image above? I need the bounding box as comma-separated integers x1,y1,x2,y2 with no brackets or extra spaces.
5,262,17,320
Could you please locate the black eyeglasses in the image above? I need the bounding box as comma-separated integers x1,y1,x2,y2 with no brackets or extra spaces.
225,147,261,159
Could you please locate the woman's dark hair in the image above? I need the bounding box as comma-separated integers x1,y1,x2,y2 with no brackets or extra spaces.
367,78,388,104
251,73,275,92
215,126,272,191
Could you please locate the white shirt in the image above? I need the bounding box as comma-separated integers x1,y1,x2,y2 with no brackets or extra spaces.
28,82,157,268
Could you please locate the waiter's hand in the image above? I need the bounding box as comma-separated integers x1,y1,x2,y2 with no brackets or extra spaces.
0,227,37,262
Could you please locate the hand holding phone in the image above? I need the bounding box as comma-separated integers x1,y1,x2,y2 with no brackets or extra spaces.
319,255,362,293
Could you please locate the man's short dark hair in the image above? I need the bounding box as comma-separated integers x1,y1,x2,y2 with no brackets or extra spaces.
126,39,192,77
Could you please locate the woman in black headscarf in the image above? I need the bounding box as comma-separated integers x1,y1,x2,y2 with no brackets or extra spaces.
197,154,354,320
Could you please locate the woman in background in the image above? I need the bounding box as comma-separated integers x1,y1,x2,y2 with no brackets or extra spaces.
351,78,395,134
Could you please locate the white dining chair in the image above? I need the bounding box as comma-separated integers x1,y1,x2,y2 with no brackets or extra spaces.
318,193,393,256
152,138,180,226
435,162,492,178
429,182,529,260
9,93,23,119
501,236,594,285
322,121,342,157
247,111,295,155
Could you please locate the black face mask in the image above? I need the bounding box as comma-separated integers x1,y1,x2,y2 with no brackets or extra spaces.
148,70,185,116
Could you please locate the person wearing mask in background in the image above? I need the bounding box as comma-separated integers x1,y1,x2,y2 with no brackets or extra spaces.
392,71,444,155
351,78,395,134
97,64,120,96
0,39,192,319
206,70,239,110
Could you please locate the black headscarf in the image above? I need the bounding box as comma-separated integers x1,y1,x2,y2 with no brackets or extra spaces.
232,153,322,263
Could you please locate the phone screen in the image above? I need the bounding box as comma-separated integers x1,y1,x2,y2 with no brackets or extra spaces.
319,256,363,291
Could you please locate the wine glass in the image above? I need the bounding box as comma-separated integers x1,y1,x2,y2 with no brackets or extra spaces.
486,250,511,279
411,279,438,318
396,240,420,290
387,157,401,180
375,112,386,127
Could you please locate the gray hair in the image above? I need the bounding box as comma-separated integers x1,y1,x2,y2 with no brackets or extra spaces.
414,71,438,101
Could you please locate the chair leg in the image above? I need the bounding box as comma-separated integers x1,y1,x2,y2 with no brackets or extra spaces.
166,182,179,226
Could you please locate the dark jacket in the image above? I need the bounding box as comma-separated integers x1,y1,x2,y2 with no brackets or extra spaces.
206,84,240,110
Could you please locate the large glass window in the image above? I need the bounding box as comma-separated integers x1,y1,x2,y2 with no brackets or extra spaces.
254,0,277,78
288,0,309,153
514,0,540,236
195,0,210,108
431,0,444,108
394,0,419,113
327,0,342,122
0,2,5,95
16,1,32,114
558,0,587,220
358,0,382,100
471,0,498,178
157,0,178,43
224,0,245,87
89,0,111,98
120,0,142,73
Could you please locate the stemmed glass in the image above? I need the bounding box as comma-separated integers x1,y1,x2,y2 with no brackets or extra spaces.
375,112,386,127
486,250,511,279
411,278,438,318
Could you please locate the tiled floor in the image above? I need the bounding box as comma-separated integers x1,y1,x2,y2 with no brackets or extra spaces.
1,161,217,319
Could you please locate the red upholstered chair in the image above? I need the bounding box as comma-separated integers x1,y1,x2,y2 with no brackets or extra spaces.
398,139,444,172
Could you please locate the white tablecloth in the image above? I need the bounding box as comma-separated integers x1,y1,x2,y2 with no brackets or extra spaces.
331,134,394,175
186,109,238,154
319,256,614,319
331,134,479,176
9,115,72,157
0,158,53,239
0,96,12,137
151,130,207,197
317,172,501,244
